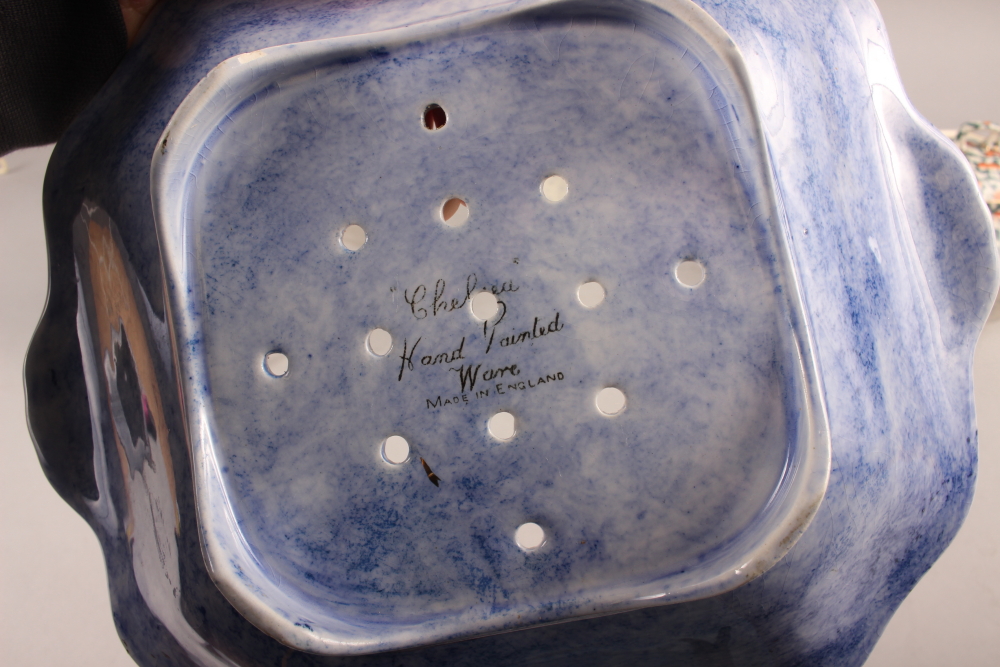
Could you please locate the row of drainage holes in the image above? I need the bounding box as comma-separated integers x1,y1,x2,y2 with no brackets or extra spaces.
261,351,626,415
343,223,705,292
380,391,623,449
393,266,698,342
381,389,626,466
338,174,569,253
348,214,705,292
261,266,705,375
348,223,705,293
260,348,627,420
364,285,597,356
361,267,701,353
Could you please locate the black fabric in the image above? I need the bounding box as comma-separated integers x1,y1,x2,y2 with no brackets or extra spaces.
0,0,127,155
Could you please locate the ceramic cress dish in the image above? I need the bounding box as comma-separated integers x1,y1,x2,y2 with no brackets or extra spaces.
150,0,829,653
29,0,997,666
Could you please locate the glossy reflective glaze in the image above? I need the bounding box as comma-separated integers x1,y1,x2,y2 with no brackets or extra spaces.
29,0,997,665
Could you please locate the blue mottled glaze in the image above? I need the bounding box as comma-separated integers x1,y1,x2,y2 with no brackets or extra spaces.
28,0,997,665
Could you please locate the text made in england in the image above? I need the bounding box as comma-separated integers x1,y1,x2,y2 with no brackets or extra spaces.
425,371,566,409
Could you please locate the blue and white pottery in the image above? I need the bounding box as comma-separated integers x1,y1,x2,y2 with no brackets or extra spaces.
28,0,997,665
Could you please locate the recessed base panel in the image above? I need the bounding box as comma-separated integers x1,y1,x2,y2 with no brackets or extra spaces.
152,0,829,654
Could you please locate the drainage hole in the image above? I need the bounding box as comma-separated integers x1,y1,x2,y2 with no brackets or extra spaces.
264,351,289,378
675,259,706,288
341,224,367,251
441,198,469,227
382,435,410,464
577,281,605,308
541,175,569,202
471,291,499,320
596,387,626,416
515,522,545,550
367,328,393,356
423,104,447,130
488,412,516,441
